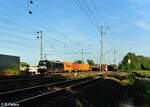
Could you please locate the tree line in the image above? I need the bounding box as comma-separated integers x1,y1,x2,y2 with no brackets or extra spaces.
74,59,95,66
119,52,150,71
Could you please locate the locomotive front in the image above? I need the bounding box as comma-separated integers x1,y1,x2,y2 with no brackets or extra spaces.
38,60,48,73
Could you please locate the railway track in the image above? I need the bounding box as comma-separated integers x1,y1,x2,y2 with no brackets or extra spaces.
0,76,100,107
0,74,45,80
0,74,50,83
0,72,100,84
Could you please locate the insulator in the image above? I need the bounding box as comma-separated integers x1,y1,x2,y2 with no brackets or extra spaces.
29,10,32,15
30,0,33,4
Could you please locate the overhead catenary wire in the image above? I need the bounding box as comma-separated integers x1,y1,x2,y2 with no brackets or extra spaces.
9,0,69,42
0,14,36,35
13,0,82,45
3,0,94,52
28,0,91,47
0,0,102,62
0,21,68,49
0,44,38,55
72,0,99,31
83,0,100,26
0,17,68,50
89,0,106,25
0,39,39,50
0,27,67,51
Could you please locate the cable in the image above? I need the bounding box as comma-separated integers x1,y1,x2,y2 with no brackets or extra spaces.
72,0,99,31
1,0,99,57
10,0,94,51
0,39,38,50
0,44,38,54
90,0,105,25
0,16,35,34
83,0,100,26
13,0,77,44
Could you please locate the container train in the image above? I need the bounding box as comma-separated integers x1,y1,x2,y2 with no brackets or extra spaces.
38,60,92,73
37,60,111,74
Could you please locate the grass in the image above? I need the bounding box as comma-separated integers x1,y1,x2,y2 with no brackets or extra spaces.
123,72,150,94
136,70,150,76
122,71,150,106
0,69,20,76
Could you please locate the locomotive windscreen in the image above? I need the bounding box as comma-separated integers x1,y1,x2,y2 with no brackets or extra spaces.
38,60,47,66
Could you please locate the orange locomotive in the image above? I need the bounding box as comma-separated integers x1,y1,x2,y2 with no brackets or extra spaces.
38,60,92,73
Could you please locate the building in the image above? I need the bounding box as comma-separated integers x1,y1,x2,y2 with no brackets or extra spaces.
0,54,20,70
29,66,39,74
20,66,39,75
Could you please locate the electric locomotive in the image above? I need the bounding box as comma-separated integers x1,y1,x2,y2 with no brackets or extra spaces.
38,60,64,73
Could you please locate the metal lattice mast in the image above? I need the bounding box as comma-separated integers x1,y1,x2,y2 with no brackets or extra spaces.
100,26,103,67
114,47,116,65
36,31,43,60
100,26,110,71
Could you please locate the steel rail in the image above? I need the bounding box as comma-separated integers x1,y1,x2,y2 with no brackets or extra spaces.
0,77,90,95
0,76,50,83
13,77,100,104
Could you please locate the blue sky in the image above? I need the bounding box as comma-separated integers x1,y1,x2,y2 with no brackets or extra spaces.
0,0,150,65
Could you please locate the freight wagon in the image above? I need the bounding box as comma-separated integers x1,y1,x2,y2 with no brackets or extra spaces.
100,64,108,71
92,64,108,71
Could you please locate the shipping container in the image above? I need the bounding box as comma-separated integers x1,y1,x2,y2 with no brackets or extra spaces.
85,65,89,71
73,63,79,71
89,65,92,71
63,62,73,72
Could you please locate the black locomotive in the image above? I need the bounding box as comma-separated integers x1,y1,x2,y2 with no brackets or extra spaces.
38,60,63,73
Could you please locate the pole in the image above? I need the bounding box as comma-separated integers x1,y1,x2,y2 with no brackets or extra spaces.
36,31,43,60
81,49,84,62
100,26,103,71
114,47,116,65
40,31,43,60
100,26,110,71
128,59,131,72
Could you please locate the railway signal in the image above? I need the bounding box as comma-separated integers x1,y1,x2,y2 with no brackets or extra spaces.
128,59,131,72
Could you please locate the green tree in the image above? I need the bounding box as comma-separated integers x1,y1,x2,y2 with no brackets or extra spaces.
20,62,30,67
119,52,150,71
87,59,95,66
120,52,140,71
141,57,150,70
20,62,30,75
74,60,84,64
10,64,20,71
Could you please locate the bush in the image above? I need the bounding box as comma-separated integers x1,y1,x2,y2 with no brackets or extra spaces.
127,72,136,85
0,69,20,76
127,72,150,94
10,64,19,71
133,79,150,94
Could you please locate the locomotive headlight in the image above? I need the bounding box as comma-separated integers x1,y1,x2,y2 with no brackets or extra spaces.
39,66,47,69
44,66,47,69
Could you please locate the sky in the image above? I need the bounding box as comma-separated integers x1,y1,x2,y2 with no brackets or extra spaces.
0,0,150,66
